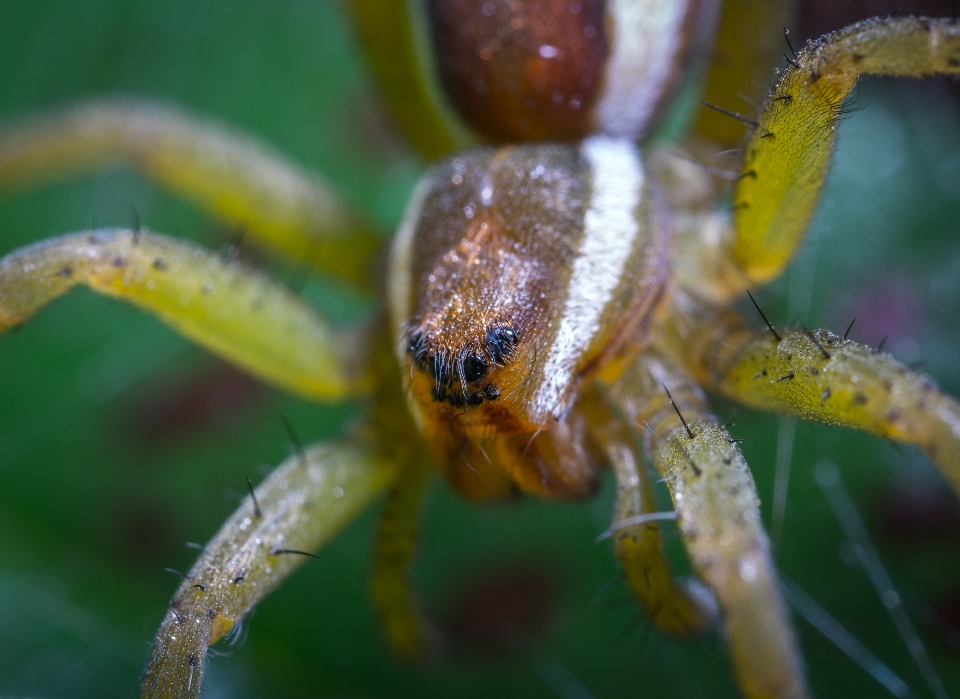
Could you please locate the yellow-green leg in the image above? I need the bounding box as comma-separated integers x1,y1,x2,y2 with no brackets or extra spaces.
0,228,365,400
670,303,960,496
675,17,960,302
358,322,441,663
370,458,436,663
732,16,960,284
140,438,398,699
348,0,474,161
0,100,382,287
586,380,718,639
601,356,807,699
690,0,794,146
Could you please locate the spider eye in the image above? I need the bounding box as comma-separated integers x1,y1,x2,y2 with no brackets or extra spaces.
481,383,501,401
487,326,519,365
463,354,489,384
407,332,422,354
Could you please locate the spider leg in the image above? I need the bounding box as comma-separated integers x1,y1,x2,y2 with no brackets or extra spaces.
666,300,960,496
675,17,960,300
0,100,382,287
349,0,474,160
600,355,807,699
691,0,793,146
586,380,718,639
140,437,398,699
362,329,441,662
0,228,365,399
734,16,960,285
370,457,437,662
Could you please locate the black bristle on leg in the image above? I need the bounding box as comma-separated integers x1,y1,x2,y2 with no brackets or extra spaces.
272,548,321,559
663,384,695,440
222,222,247,262
844,317,857,340
802,327,831,360
280,414,306,465
784,27,798,60
746,290,782,342
246,476,263,519
700,100,758,128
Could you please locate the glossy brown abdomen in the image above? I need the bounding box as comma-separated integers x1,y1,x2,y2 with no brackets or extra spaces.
429,0,608,141
427,0,718,143
389,138,671,499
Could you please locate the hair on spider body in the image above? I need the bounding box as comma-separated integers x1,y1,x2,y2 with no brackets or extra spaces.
406,321,519,407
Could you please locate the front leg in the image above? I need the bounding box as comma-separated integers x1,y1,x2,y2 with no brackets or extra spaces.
141,437,397,699
669,17,960,302
665,299,960,497
0,101,382,287
733,16,960,284
0,228,364,400
601,356,807,699
370,458,436,663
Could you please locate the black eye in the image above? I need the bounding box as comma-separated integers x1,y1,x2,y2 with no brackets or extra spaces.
463,354,488,383
481,383,500,401
487,326,519,364
407,332,423,355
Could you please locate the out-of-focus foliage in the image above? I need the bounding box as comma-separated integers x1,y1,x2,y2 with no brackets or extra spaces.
0,1,959,697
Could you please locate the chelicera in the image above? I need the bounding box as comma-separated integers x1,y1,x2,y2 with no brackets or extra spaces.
0,2,959,698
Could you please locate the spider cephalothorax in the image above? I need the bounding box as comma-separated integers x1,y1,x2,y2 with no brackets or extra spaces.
391,138,672,499
1,1,959,698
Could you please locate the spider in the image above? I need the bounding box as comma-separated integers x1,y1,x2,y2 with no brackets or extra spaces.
1,1,960,699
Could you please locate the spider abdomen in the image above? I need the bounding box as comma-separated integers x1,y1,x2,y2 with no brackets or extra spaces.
389,136,670,499
426,0,718,143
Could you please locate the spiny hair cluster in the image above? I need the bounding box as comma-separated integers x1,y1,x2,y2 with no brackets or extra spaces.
406,322,520,408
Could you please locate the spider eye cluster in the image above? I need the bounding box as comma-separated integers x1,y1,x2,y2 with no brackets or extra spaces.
462,354,488,384
406,324,518,408
487,326,519,364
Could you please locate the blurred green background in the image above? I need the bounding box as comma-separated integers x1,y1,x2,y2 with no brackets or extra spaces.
0,1,959,698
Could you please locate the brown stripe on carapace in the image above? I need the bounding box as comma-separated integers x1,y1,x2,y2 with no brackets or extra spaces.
427,0,608,143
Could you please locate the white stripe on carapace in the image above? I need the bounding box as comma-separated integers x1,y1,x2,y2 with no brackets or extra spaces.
593,0,688,139
532,136,643,421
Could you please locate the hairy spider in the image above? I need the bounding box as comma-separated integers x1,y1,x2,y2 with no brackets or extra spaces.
1,1,960,699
